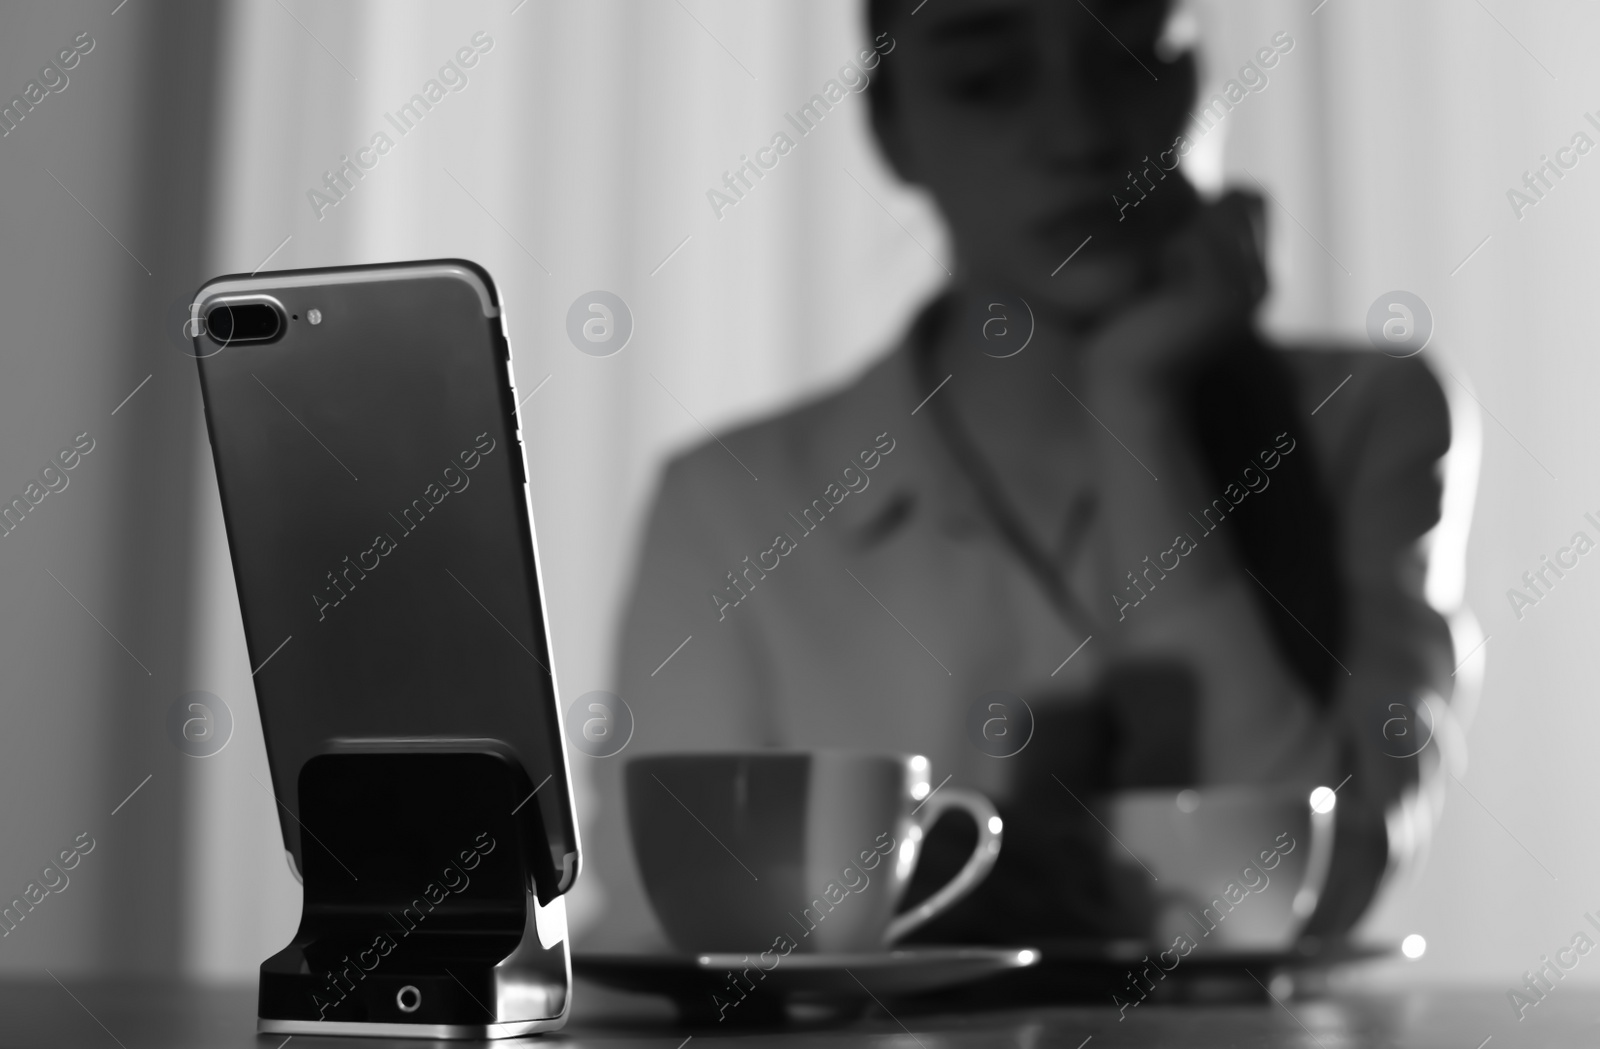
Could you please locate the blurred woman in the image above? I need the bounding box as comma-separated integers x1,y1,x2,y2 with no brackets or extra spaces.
607,0,1459,945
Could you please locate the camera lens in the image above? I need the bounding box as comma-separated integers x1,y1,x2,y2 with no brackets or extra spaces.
205,301,282,345
205,305,234,342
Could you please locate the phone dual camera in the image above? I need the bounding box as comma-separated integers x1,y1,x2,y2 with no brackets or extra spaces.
189,297,316,348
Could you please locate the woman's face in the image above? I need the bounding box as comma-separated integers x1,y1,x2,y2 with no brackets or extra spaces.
877,0,1199,321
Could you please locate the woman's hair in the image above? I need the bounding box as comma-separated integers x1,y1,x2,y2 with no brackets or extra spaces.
867,0,1348,705
1187,339,1348,707
864,0,899,148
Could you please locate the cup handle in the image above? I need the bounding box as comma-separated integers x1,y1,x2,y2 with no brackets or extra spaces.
882,788,1002,945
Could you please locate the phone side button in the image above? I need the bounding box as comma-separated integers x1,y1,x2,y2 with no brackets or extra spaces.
513,444,527,483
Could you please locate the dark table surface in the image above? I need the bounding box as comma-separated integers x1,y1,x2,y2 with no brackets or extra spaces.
0,977,1591,1048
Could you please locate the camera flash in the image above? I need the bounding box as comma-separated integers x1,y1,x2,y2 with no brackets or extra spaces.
307,309,323,325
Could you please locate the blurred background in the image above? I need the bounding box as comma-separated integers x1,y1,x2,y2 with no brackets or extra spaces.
0,0,1593,990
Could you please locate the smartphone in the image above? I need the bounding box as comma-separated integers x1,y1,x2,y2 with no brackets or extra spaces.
191,260,578,906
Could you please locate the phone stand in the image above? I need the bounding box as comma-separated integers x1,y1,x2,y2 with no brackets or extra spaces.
256,752,571,1039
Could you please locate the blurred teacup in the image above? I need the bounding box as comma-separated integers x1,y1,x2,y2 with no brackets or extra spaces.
626,751,1001,954
1102,782,1336,951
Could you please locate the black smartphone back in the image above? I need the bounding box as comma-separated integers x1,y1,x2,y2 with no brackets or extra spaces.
192,260,578,903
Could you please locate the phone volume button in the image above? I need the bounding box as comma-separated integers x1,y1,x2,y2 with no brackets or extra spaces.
513,444,527,483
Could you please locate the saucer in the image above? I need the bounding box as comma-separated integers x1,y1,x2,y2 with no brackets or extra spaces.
889,937,1399,1012
1035,936,1394,969
575,946,1038,1020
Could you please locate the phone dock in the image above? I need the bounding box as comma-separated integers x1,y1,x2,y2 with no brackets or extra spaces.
255,752,571,1039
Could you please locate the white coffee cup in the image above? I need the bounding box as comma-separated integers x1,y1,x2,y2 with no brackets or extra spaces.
1103,782,1336,951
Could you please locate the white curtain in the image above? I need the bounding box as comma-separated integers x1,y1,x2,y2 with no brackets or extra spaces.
188,0,1588,985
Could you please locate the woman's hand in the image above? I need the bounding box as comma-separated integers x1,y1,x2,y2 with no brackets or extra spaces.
1083,190,1268,400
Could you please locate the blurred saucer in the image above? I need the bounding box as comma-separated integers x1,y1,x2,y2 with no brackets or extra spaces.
874,938,1400,1013
1035,936,1394,969
575,946,1037,1020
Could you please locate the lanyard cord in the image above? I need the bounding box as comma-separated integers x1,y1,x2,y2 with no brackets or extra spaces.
914,333,1101,639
